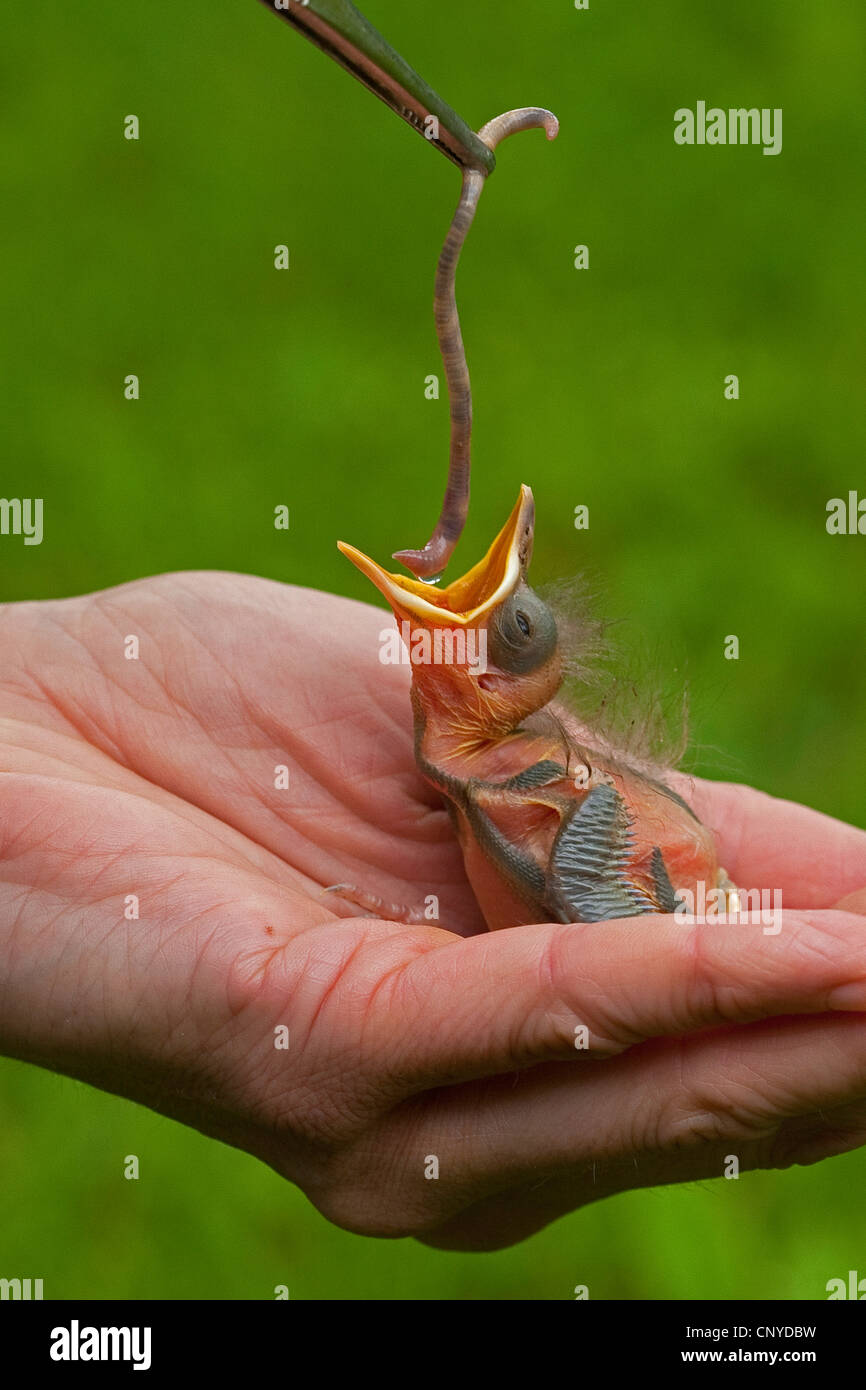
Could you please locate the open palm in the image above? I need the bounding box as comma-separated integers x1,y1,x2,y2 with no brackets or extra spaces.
2,571,866,1251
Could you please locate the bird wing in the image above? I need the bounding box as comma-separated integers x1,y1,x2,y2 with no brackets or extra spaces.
547,783,679,923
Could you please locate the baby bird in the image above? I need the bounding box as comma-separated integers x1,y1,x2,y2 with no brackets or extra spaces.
339,486,736,930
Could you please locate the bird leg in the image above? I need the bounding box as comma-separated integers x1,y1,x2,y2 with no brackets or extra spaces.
321,883,434,926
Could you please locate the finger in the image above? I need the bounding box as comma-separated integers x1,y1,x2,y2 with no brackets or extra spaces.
373,909,866,1091
385,1011,866,1247
669,776,866,908
420,1094,866,1252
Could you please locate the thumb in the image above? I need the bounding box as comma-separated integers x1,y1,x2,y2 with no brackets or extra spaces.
833,888,866,914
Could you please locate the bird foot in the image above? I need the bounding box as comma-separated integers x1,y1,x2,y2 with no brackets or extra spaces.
320,883,432,926
716,867,741,915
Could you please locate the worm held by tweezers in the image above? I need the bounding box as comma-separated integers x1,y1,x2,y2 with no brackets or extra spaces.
392,107,559,581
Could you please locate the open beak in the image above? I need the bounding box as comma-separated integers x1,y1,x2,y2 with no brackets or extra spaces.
338,485,535,626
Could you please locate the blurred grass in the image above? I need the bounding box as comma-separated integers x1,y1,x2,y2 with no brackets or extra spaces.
0,0,864,1299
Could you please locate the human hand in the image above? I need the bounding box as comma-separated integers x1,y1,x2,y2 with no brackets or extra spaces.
1,573,865,1251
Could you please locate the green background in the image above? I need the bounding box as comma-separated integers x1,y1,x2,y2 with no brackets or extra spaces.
1,0,864,1299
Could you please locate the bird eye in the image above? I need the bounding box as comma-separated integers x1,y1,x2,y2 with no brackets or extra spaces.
487,586,557,675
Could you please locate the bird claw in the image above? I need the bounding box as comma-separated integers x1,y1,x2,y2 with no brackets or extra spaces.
320,882,431,926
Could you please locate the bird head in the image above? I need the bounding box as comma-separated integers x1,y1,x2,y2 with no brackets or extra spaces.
338,486,563,739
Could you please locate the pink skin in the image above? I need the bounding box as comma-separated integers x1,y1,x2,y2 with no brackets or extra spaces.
1,573,866,1250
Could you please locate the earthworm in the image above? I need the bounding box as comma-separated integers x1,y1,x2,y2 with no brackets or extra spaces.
392,108,559,581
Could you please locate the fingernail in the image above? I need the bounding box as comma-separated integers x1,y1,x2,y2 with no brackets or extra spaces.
828,982,866,1011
